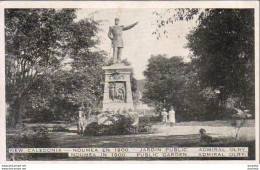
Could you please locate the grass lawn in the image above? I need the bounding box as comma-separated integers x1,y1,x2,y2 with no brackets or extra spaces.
41,131,255,160
7,119,255,161
6,125,255,161
48,132,201,148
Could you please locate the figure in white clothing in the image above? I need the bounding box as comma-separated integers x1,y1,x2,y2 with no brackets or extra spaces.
168,106,176,126
162,108,168,123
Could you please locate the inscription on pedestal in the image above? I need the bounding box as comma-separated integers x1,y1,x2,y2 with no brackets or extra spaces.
108,74,125,81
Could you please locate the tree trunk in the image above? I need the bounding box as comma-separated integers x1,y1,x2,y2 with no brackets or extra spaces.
7,78,36,128
8,99,21,128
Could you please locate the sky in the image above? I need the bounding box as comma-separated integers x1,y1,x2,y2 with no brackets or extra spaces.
76,9,197,80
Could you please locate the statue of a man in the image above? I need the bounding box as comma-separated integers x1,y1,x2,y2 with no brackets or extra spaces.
108,18,138,63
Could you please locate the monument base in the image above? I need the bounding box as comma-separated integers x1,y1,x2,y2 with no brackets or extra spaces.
102,63,134,112
103,103,134,113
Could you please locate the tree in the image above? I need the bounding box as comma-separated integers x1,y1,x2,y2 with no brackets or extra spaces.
5,9,105,126
187,9,254,110
5,9,75,126
231,108,252,139
153,9,255,115
143,55,194,120
143,54,232,121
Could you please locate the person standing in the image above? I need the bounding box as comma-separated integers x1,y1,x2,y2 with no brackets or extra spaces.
168,106,176,126
77,106,86,136
162,108,168,124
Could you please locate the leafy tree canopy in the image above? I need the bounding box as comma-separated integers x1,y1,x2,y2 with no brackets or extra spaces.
153,9,255,112
5,9,106,125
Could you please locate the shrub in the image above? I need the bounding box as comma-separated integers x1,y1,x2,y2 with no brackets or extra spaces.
83,122,101,136
6,124,54,161
138,123,152,133
84,113,135,136
139,116,151,124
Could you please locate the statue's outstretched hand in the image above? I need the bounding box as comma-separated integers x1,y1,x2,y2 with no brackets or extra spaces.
123,22,139,31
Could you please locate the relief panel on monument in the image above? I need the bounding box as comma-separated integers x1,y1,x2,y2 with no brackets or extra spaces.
109,82,126,103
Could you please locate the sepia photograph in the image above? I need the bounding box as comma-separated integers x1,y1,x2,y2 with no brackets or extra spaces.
1,1,259,163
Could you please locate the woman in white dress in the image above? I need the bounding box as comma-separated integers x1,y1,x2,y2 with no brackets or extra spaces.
168,106,176,126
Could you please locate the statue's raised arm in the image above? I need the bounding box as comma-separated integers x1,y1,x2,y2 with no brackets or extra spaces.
123,22,139,31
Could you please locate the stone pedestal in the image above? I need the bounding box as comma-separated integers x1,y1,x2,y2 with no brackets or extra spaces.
102,63,134,112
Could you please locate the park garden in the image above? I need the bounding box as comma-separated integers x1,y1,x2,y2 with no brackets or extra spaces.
5,9,255,160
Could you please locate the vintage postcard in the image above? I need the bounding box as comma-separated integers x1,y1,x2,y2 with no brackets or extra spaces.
0,1,259,164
